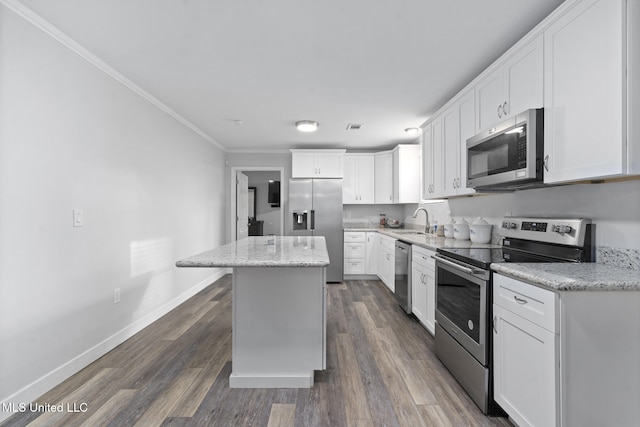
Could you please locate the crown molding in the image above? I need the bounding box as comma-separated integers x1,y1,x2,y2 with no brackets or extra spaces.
0,0,227,152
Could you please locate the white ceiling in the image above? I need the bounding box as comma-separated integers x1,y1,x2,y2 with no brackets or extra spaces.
18,0,564,152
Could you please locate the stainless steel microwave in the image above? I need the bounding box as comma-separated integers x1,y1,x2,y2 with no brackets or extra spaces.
466,109,544,191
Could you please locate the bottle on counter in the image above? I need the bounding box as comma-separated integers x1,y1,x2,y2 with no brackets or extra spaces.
379,213,387,227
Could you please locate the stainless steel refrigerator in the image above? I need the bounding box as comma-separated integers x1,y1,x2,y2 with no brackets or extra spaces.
288,179,343,282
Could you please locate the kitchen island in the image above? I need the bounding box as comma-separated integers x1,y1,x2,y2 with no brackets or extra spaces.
176,236,329,388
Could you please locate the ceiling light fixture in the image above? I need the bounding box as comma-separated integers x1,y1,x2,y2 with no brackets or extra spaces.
404,127,420,135
295,120,319,132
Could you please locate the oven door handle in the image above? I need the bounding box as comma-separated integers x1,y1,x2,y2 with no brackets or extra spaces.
432,254,483,276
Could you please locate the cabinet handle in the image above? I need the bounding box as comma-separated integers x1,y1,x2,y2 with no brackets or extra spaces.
503,101,508,116
497,104,503,118
543,155,549,172
514,295,528,305
386,254,391,261
492,315,497,333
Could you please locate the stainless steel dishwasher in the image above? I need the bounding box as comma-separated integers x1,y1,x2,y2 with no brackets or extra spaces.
394,240,412,314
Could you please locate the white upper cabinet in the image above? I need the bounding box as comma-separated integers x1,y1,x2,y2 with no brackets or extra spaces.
374,151,394,204
393,144,421,203
543,0,639,183
343,154,375,204
421,122,433,200
291,149,346,178
422,115,444,199
476,34,544,131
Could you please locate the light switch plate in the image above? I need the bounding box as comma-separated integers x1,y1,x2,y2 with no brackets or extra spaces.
73,209,84,227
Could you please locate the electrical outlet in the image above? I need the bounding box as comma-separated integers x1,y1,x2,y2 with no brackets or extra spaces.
113,288,121,304
73,209,84,227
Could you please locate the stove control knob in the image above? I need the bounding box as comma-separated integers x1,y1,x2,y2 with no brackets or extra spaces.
553,225,573,234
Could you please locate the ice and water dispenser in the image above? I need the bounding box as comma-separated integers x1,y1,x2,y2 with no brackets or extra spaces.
291,211,312,231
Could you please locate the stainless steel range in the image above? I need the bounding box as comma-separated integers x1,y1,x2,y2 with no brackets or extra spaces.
433,217,594,415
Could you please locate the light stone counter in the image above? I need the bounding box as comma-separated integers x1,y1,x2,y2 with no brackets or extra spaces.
491,262,640,291
176,236,330,268
343,227,501,250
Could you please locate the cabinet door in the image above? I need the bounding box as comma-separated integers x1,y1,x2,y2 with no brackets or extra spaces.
430,117,444,198
504,34,543,117
476,68,504,131
375,152,394,204
357,155,375,204
441,104,460,197
291,152,318,178
421,123,433,199
393,145,420,203
342,155,359,203
365,232,378,275
493,304,557,427
457,89,476,196
424,269,435,335
315,152,344,178
411,264,427,324
543,0,625,183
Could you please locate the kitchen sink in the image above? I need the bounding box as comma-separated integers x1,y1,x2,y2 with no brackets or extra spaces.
391,230,425,235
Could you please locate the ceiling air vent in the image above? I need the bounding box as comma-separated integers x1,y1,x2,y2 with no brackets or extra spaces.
346,123,362,130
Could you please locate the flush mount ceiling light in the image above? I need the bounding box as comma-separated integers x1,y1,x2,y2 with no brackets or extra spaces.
295,120,319,132
404,127,420,135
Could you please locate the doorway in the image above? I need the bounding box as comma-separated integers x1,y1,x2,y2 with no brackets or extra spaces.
230,166,285,241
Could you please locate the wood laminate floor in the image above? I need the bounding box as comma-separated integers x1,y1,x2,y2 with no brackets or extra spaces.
2,275,512,427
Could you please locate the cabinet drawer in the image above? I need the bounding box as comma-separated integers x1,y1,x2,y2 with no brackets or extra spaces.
344,259,365,275
344,232,366,243
344,243,365,259
493,274,557,333
412,245,435,269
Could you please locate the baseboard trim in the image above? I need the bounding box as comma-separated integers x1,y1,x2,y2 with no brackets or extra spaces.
0,269,226,423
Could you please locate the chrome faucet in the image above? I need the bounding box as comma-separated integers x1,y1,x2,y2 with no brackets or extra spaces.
412,207,429,234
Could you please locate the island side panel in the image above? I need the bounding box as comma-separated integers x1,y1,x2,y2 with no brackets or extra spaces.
230,266,326,388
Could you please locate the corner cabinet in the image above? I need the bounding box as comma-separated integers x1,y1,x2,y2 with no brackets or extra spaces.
543,0,640,183
392,145,421,203
343,154,375,204
374,151,394,204
291,149,346,178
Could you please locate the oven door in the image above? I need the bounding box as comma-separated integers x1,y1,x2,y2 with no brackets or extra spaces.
435,255,489,366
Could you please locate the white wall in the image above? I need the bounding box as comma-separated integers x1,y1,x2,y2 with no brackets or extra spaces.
0,5,227,416
402,179,640,251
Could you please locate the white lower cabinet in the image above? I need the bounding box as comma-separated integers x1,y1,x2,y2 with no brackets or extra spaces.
493,304,557,427
493,274,558,427
378,235,396,292
365,232,378,275
493,273,640,427
343,232,366,275
344,231,379,277
411,245,435,335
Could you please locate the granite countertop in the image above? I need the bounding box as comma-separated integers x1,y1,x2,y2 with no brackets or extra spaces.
343,226,500,250
176,236,330,268
491,262,640,291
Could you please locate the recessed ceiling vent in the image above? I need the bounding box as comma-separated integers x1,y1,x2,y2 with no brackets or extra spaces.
346,123,362,130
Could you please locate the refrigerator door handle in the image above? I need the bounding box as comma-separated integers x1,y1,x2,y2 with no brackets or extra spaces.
310,210,315,230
